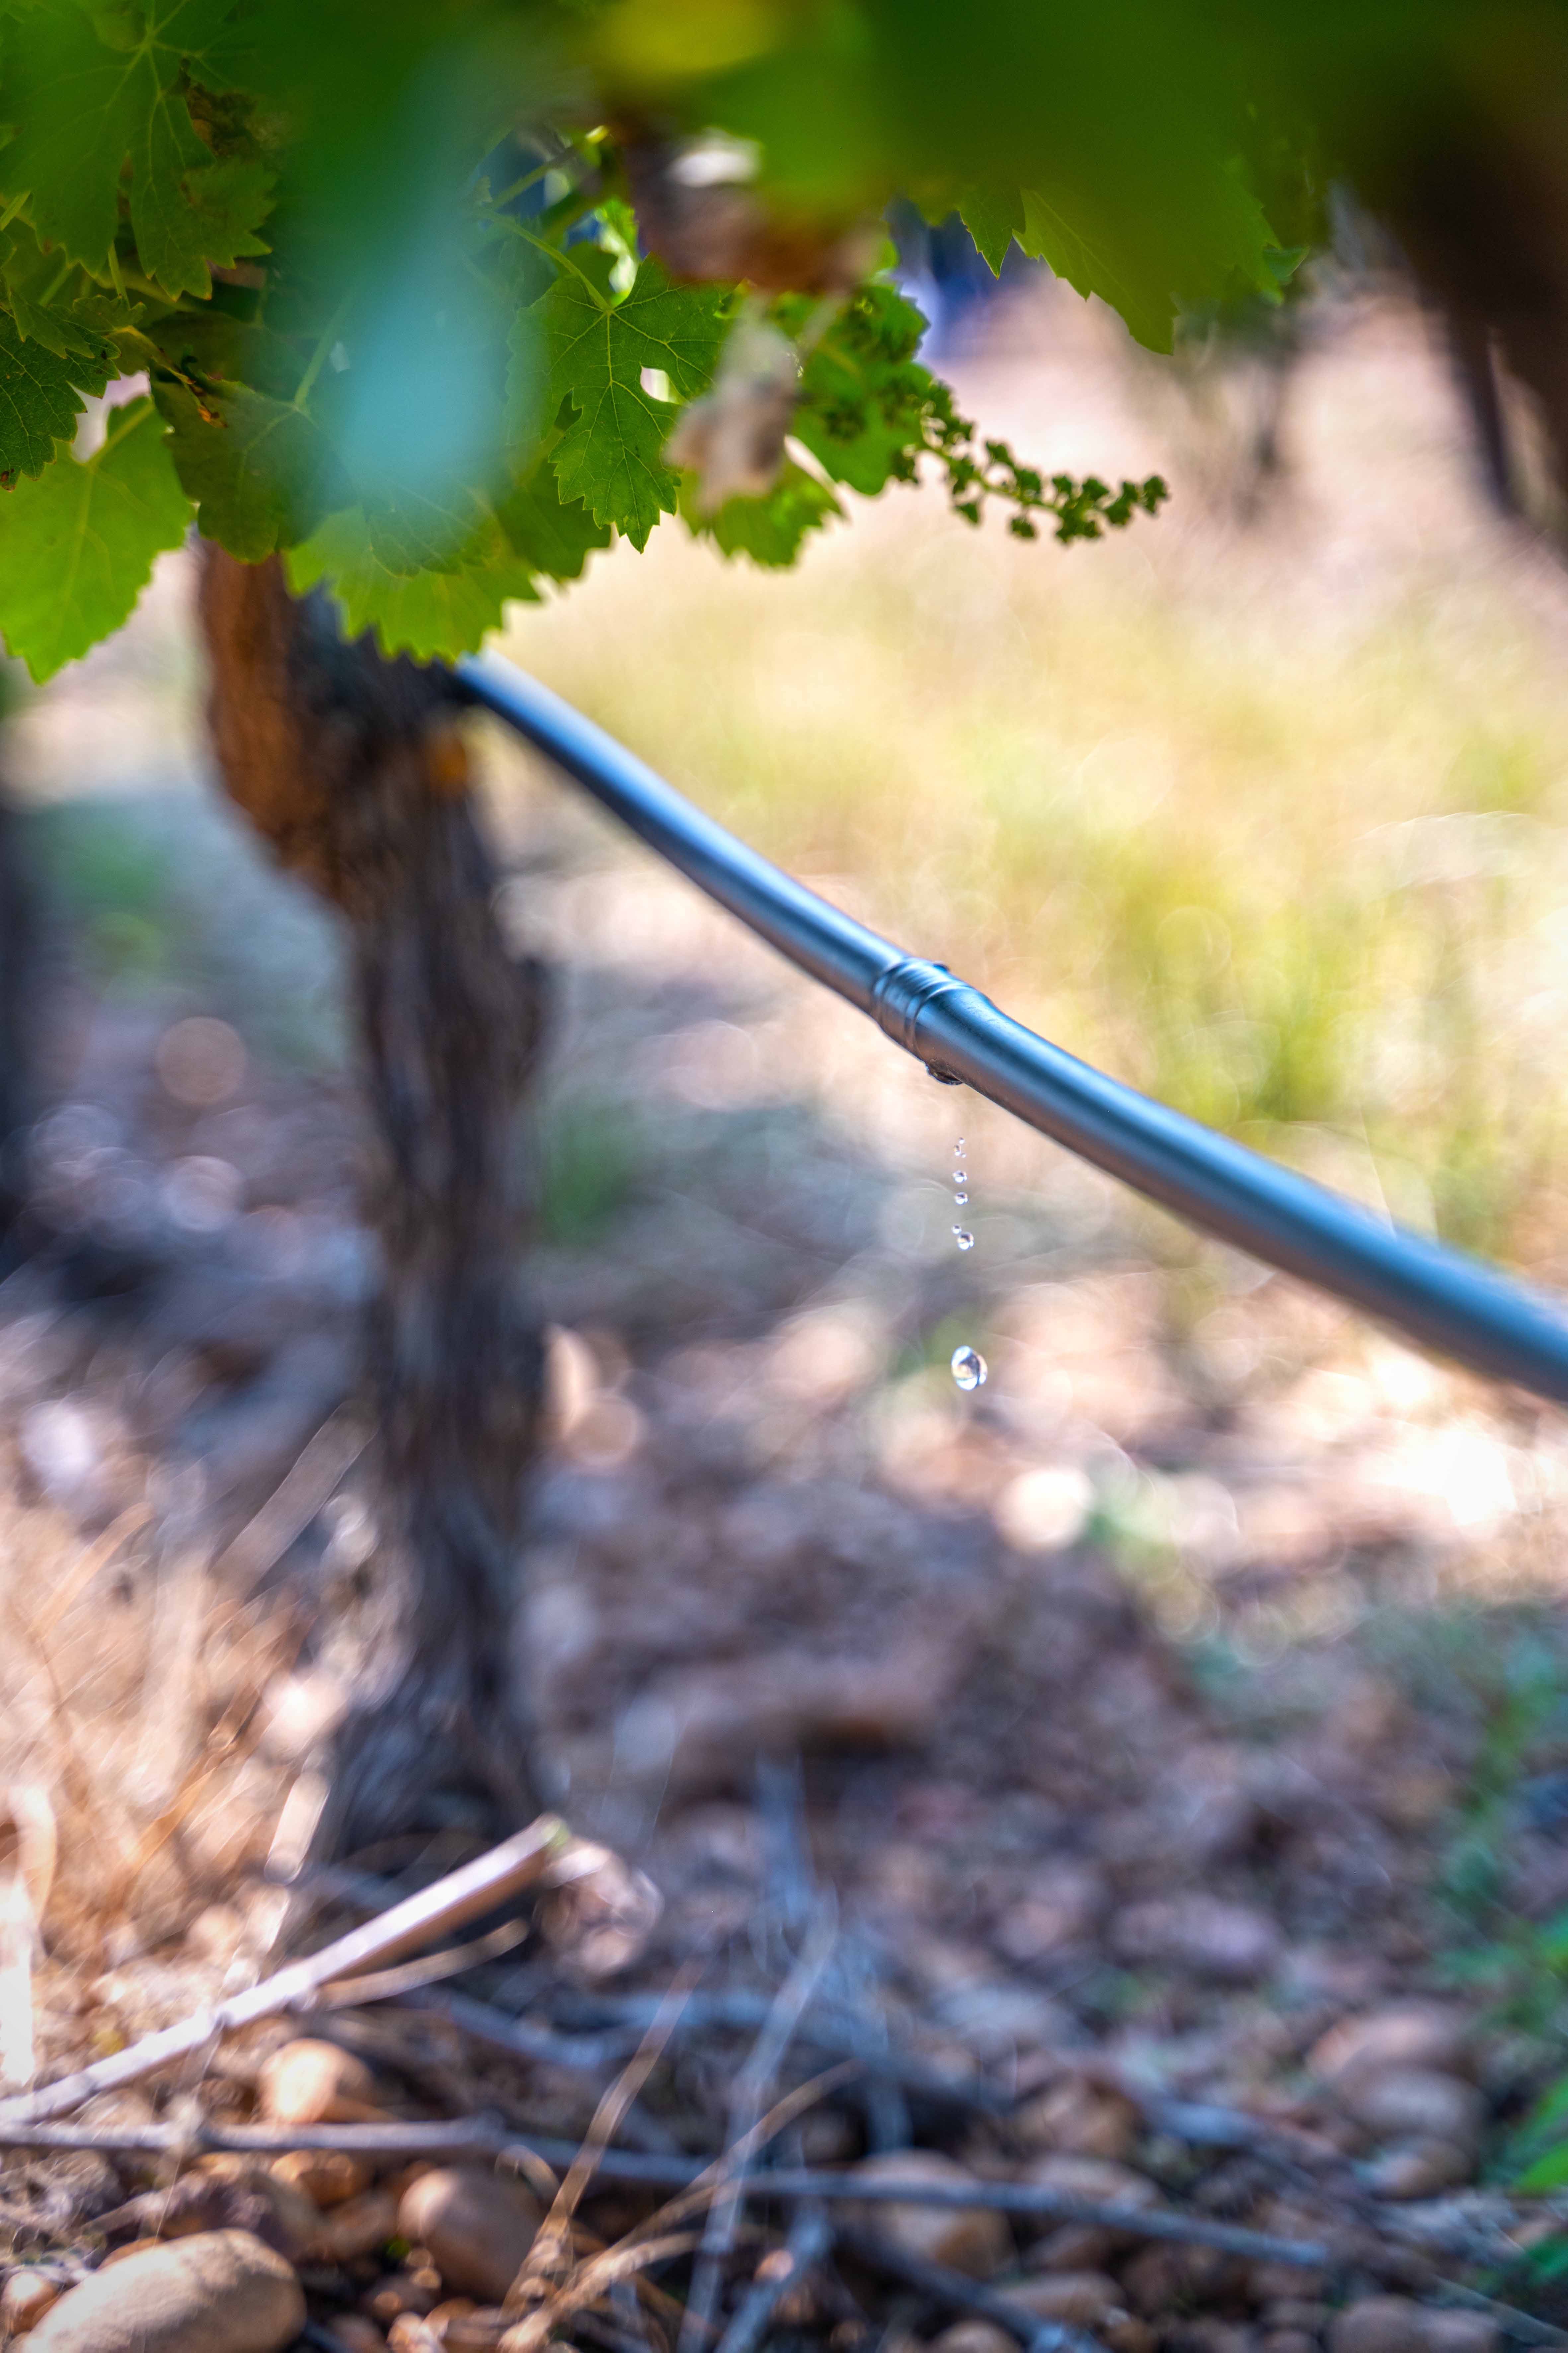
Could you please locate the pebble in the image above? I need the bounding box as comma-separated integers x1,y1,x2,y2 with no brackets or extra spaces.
1021,2155,1162,2272
312,2187,400,2262
1338,2068,1483,2150
257,2038,385,2126
1364,2139,1477,2199
844,2153,1011,2278
395,2167,542,2304
325,2321,387,2353
1013,2078,1137,2161
1104,2318,1157,2353
927,2324,1015,2353
1308,2008,1470,2092
271,2146,374,2208
1110,1895,1282,1983
1329,2300,1499,2353
2,2270,67,2333
26,2231,304,2352
1003,2269,1122,2324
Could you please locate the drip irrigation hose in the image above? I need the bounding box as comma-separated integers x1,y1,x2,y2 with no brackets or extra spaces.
456,650,1568,1407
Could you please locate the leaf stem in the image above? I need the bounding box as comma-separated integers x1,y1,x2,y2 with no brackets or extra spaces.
504,221,612,311
292,292,353,412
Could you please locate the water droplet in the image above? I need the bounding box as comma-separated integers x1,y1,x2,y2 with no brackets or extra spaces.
952,1226,974,1250
953,1169,967,1187
954,1138,965,1152
951,1345,987,1392
953,1190,968,1206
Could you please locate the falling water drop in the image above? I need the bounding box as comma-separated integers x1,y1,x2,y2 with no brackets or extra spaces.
954,1137,964,1153
952,1226,974,1250
951,1345,988,1392
953,1190,968,1206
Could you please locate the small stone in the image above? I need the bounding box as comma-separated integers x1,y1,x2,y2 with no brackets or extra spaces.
1021,2155,1161,2272
395,2168,542,2305
844,2153,1011,2279
1419,2316,1500,2353
1013,2078,1137,2161
927,2324,1015,2353
1163,2323,1254,2353
1329,2298,1428,2353
363,2275,439,2324
1364,2140,1476,2200
1338,2069,1483,2150
387,2318,444,2353
1111,1895,1281,1983
994,1864,1107,1963
271,2147,373,2209
1004,2270,1121,2324
1104,2318,1156,2353
257,2039,385,2126
1250,2266,1331,2305
325,2321,387,2353
2,2270,67,2333
27,2231,304,2352
1308,2008,1470,2092
313,2188,400,2262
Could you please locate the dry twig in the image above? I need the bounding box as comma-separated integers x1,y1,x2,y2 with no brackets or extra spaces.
0,1815,569,2125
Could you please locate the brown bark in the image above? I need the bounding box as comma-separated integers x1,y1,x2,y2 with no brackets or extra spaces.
198,548,548,1862
0,781,37,1257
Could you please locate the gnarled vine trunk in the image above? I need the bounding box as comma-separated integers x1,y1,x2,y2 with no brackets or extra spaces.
0,781,37,1264
199,548,548,1863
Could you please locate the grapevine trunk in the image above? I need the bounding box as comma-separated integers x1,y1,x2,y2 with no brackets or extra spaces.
198,548,549,1866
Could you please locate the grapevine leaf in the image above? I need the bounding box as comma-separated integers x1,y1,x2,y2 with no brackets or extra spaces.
540,259,728,548
959,186,1024,277
0,0,268,296
156,377,347,560
497,465,610,582
1018,166,1281,353
0,319,100,485
683,463,841,567
172,155,275,281
284,504,540,663
1018,187,1174,350
0,396,194,682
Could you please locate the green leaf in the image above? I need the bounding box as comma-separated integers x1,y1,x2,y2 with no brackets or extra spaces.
540,258,728,549
497,463,610,582
0,0,268,297
1517,2142,1568,2195
0,396,193,681
959,186,1024,277
284,503,540,663
156,376,347,560
1018,186,1177,351
0,317,101,484
684,462,841,567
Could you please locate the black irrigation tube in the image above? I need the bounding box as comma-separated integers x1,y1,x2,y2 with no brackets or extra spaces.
457,650,1568,1408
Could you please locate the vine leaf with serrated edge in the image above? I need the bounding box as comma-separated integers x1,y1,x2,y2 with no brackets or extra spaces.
155,378,349,563
0,398,194,682
0,320,115,485
535,258,729,549
0,0,273,299
284,505,542,665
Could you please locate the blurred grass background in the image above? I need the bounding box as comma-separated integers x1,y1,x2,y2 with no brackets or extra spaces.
494,277,1568,1280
